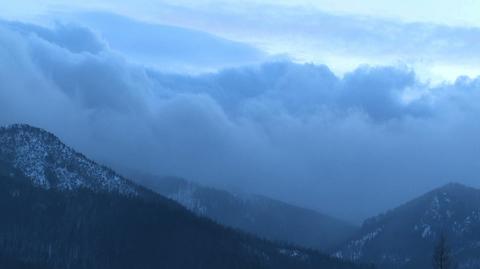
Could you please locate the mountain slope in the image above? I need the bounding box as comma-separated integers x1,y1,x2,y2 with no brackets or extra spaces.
335,183,480,269
0,124,370,269
135,175,357,251
0,124,140,195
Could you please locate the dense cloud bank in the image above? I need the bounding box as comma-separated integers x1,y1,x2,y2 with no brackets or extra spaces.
1,20,480,221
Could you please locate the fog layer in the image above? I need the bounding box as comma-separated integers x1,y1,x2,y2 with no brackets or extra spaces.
1,18,480,221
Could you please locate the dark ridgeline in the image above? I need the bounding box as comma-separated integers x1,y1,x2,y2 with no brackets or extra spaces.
132,174,357,251
335,183,480,269
0,124,372,269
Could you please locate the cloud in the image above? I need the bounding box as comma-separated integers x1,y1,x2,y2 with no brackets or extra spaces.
124,2,480,81
59,12,268,74
6,20,106,54
3,1,480,81
1,18,480,222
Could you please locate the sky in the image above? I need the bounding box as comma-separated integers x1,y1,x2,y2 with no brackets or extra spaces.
4,0,480,81
1,1,480,222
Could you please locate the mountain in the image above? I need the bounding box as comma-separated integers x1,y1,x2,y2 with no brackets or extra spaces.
0,124,371,269
133,175,357,251
335,183,480,269
0,254,48,269
0,124,140,195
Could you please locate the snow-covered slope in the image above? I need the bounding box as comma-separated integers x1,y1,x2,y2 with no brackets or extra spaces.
335,183,480,269
0,124,138,195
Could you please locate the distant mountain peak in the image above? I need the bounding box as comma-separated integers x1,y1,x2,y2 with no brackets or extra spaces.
432,182,475,194
0,123,138,195
134,174,358,251
336,182,480,269
0,124,59,144
440,182,469,188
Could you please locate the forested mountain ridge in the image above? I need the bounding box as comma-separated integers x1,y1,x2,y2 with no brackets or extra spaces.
0,124,372,269
135,175,357,251
0,124,140,195
335,183,480,269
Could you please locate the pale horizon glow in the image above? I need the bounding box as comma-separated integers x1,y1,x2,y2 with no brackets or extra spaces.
2,0,480,83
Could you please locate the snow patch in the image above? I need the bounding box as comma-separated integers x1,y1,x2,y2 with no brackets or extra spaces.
0,125,138,196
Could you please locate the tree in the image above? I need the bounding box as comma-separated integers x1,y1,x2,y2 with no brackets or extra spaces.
433,234,452,269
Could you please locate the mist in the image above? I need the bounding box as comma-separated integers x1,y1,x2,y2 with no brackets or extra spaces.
1,15,480,222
